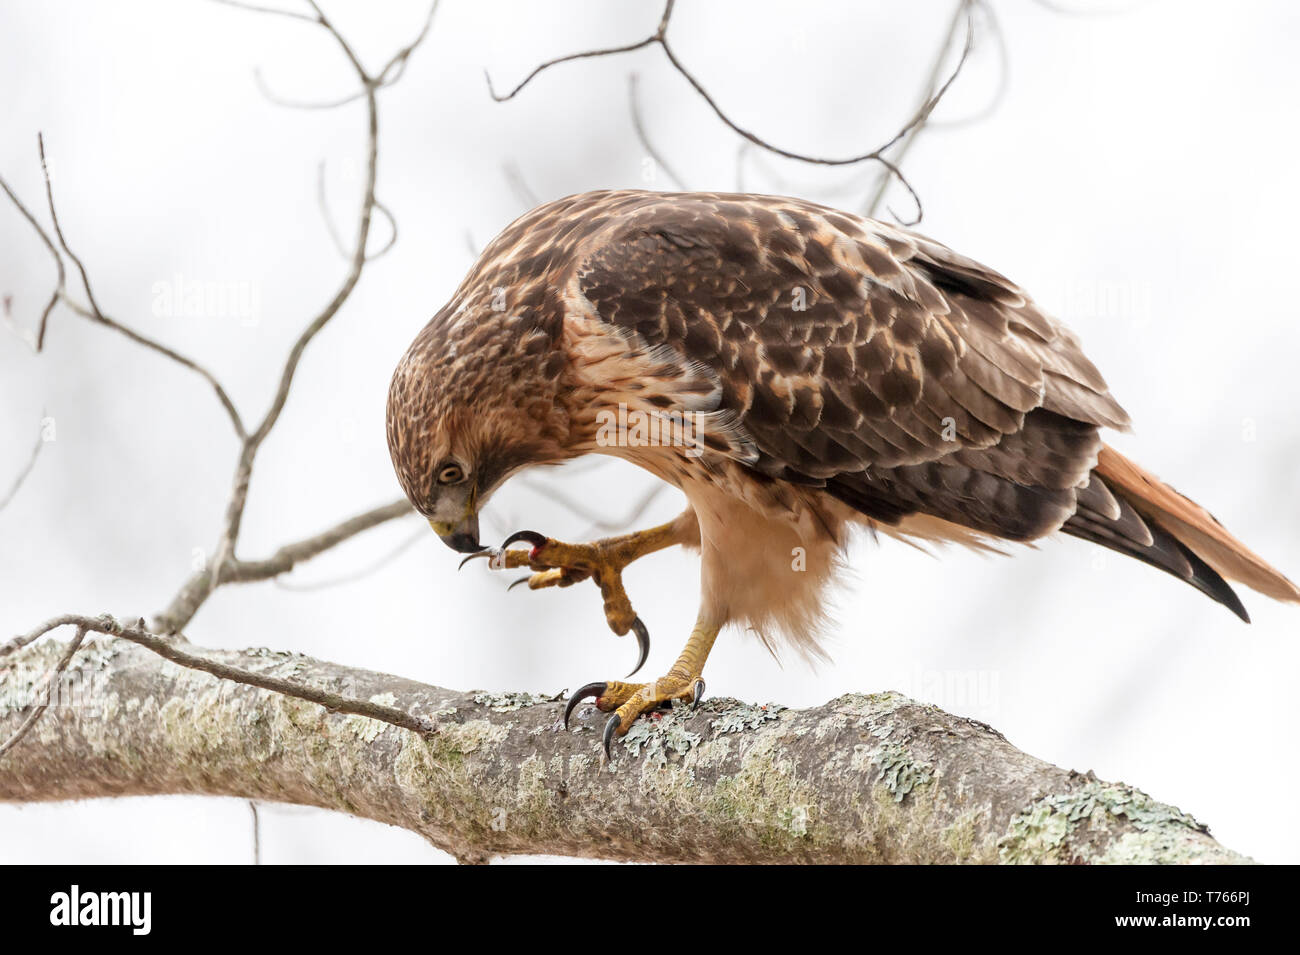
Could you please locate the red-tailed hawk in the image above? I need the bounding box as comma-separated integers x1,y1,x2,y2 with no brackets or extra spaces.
387,190,1299,754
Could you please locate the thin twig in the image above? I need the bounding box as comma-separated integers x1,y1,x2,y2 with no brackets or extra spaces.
487,0,979,225
863,0,973,218
517,475,667,537
319,163,398,260
274,522,427,592
369,200,398,261
249,801,261,864
927,0,1008,131
31,135,247,439
249,0,439,111
627,73,688,191
316,160,349,257
231,499,415,581
196,0,438,626
375,0,441,86
486,34,659,103
0,419,46,512
208,0,316,22
739,147,881,203
254,66,370,111
501,161,540,210
3,615,438,738
56,297,247,440
0,625,87,758
1034,0,1151,13
154,499,414,633
0,172,64,351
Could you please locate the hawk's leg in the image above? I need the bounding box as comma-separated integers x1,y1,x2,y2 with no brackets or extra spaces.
464,512,698,673
564,613,720,757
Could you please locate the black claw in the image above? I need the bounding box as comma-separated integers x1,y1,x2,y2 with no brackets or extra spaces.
564,682,606,730
626,616,650,678
507,575,531,592
501,529,548,550
457,549,492,570
691,678,706,711
602,714,620,759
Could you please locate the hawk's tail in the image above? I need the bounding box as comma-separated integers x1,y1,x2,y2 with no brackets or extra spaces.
1062,444,1300,622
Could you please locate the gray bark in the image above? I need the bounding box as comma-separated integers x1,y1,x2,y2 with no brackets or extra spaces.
0,635,1250,864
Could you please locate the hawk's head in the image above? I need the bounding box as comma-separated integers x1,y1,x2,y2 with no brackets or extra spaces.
386,304,573,554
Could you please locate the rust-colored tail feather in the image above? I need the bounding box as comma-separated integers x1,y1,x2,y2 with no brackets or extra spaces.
1090,445,1300,615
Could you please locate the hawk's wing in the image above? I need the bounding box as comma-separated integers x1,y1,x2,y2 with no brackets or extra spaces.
572,192,1130,540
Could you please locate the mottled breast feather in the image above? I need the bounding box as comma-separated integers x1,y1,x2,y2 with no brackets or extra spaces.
567,190,1131,540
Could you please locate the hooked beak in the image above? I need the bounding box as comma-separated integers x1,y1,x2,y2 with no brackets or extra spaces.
429,514,482,554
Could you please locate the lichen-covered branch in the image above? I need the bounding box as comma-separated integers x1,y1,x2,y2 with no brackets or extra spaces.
0,637,1250,865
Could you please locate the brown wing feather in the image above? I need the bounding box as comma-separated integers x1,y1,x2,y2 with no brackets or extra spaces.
556,189,1296,618
572,191,1126,541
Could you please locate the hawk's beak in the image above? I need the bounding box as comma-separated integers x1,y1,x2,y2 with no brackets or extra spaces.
430,514,482,554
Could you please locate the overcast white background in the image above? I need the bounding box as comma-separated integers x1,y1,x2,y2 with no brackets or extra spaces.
1,0,1297,864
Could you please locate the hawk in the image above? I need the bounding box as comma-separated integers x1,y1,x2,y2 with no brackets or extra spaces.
387,190,1299,753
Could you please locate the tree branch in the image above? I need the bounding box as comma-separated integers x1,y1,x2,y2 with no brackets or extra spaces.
152,498,414,634
0,169,64,351
148,0,439,632
0,418,46,512
0,636,1250,865
486,0,981,224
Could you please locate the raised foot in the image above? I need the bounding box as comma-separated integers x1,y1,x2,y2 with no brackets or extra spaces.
460,529,651,676
565,675,706,758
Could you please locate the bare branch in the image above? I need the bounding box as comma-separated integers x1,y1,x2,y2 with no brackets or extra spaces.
316,159,349,257
253,64,369,110
1034,0,1152,14
38,135,105,325
0,171,64,351
274,523,426,592
517,474,668,537
208,0,316,22
486,34,660,103
926,0,1009,131
247,0,439,110
0,419,45,512
190,0,438,628
1,615,437,738
154,499,414,633
0,2,439,641
249,801,261,864
231,499,415,581
1,613,94,659
0,626,86,759
29,133,248,439
487,0,980,224
368,200,399,261
253,65,369,111
319,162,398,260
737,146,880,203
375,0,441,87
501,161,540,210
864,0,977,218
627,73,689,191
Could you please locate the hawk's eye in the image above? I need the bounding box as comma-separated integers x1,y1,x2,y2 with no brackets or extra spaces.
437,463,466,485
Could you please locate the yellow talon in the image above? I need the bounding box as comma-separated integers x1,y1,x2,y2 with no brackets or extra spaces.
564,616,721,757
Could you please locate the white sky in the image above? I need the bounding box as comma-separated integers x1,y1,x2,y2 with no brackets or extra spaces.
2,0,1298,863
